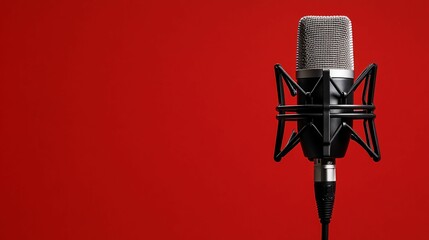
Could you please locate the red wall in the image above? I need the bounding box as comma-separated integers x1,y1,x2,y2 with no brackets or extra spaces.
0,0,428,239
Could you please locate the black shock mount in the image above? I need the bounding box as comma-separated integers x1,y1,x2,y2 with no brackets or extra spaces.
273,63,380,162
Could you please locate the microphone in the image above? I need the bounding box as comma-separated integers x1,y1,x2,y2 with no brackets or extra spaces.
273,16,381,240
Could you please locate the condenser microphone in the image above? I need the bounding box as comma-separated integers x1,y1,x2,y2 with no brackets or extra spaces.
297,16,354,159
273,16,381,240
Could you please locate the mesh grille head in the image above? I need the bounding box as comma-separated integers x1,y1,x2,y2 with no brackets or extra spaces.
296,16,354,70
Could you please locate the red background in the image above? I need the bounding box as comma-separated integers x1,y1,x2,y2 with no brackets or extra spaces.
0,0,428,239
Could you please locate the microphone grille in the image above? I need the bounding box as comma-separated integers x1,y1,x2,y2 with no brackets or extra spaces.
296,16,354,70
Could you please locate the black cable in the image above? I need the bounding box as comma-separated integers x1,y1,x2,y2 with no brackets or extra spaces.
322,223,329,240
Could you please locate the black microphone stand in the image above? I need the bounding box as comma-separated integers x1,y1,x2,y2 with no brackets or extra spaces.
273,64,380,240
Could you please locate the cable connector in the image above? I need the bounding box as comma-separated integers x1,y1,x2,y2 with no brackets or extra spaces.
314,158,336,240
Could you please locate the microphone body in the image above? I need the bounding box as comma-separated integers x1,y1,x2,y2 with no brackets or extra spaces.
297,70,353,159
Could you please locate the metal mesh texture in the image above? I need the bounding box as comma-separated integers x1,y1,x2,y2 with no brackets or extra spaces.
296,16,354,70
